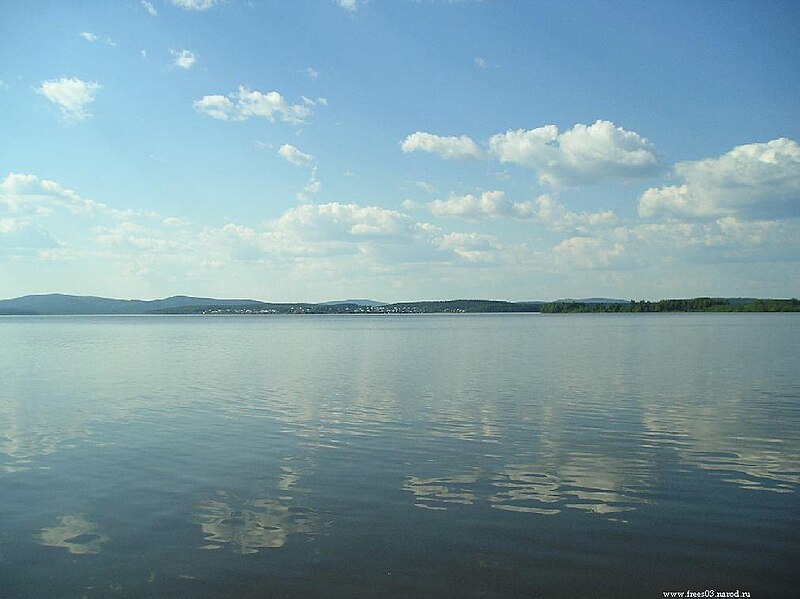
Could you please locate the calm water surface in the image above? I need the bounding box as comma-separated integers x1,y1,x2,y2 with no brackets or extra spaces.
1,314,798,597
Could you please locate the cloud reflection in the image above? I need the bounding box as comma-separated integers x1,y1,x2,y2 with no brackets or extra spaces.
195,490,316,554
37,513,108,554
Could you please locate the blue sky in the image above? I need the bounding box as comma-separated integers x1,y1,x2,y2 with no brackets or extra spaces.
1,0,798,301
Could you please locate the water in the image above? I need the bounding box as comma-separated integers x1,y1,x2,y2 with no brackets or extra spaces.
1,313,798,598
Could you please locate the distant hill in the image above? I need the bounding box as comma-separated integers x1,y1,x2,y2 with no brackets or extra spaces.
0,294,265,315
321,299,388,307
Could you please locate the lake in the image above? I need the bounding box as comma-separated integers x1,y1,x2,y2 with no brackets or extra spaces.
1,314,798,598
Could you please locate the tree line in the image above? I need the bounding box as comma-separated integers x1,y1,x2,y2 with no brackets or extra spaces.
541,298,800,313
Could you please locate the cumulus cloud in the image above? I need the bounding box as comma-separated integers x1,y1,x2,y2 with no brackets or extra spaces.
170,49,197,69
488,120,662,187
427,191,533,220
171,0,218,10
194,87,313,124
193,95,235,120
552,236,627,270
638,137,800,220
437,232,504,264
0,173,176,263
240,202,516,266
642,218,779,249
274,203,424,240
278,144,314,167
204,202,442,264
142,1,157,15
37,77,102,122
401,132,483,160
425,191,616,232
94,222,189,252
533,195,616,232
0,173,149,219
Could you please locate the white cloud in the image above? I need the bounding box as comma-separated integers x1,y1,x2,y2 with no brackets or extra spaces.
140,49,148,60
194,87,313,124
474,57,488,69
620,216,799,269
638,138,800,220
304,67,319,79
7,168,795,298
37,77,102,122
278,144,314,167
94,222,187,252
437,232,504,264
170,0,218,10
142,0,157,15
0,218,57,250
552,236,627,270
170,49,197,69
0,173,151,220
275,203,422,240
304,180,322,194
427,191,533,220
425,191,616,231
204,203,443,264
488,120,662,187
336,0,359,11
533,195,617,232
401,132,483,160
193,95,235,120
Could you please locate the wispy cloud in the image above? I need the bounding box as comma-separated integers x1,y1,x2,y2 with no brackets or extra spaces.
142,0,157,16
170,0,219,10
336,0,359,11
79,32,116,46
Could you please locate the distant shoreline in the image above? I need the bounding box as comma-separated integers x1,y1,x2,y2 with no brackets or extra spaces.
0,294,797,315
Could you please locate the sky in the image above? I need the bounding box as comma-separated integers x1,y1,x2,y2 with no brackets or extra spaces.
1,0,799,302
